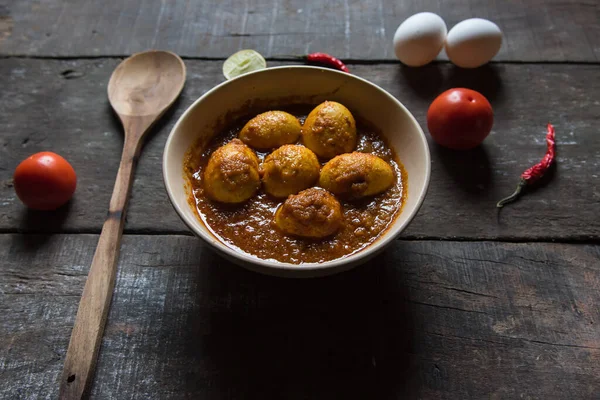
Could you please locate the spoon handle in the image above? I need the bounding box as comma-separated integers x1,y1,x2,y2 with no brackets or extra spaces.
59,125,145,399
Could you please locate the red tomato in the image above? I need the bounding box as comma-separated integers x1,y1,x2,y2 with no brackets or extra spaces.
427,88,493,150
13,152,77,210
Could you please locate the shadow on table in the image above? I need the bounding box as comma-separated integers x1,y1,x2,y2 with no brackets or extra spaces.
398,63,503,103
399,63,445,100
444,64,503,102
434,144,493,195
182,249,417,399
13,201,73,249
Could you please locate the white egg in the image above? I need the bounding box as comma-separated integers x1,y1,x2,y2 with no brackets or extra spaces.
393,12,447,67
445,18,503,68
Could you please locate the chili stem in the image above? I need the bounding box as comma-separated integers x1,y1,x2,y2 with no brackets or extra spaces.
496,179,527,208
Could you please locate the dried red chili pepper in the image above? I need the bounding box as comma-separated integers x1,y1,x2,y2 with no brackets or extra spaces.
304,52,350,73
497,123,556,208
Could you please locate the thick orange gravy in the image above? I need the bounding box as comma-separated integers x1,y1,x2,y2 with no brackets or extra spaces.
184,106,407,264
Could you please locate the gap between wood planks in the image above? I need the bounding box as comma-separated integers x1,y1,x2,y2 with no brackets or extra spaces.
0,229,599,245
0,54,600,65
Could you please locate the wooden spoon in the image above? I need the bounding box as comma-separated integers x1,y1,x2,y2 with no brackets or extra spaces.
59,50,186,399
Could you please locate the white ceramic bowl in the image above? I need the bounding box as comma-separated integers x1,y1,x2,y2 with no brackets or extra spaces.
163,66,430,277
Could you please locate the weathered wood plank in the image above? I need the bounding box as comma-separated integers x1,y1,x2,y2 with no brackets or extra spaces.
0,0,599,61
0,234,598,399
1,59,598,240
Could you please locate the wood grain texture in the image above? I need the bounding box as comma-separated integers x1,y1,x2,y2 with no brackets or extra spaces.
0,234,598,399
0,59,598,240
0,0,599,61
58,130,143,400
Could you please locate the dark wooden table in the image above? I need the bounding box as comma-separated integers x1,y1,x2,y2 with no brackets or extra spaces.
1,1,599,399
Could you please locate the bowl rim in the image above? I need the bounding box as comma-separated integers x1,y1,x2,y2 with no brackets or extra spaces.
163,65,431,272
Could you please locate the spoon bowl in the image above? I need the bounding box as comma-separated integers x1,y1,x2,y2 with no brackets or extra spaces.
108,50,186,118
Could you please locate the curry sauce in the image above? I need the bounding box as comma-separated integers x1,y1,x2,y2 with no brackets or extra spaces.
184,106,407,264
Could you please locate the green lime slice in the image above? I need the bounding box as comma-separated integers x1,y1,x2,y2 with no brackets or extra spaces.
222,49,267,80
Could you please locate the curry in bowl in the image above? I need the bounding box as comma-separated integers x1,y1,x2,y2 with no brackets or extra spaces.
184,101,407,264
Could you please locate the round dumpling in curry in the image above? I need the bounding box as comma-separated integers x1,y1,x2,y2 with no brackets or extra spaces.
260,145,320,198
274,188,342,238
239,111,302,150
319,152,395,199
302,101,357,159
203,139,260,204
